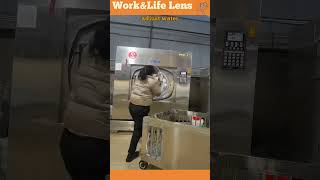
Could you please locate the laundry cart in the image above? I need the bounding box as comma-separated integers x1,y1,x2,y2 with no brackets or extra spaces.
139,110,210,170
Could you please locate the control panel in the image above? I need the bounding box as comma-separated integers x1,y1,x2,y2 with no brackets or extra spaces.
179,71,188,84
222,32,246,70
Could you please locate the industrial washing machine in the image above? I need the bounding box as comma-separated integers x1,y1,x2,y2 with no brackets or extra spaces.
111,46,192,131
139,110,210,170
211,17,320,179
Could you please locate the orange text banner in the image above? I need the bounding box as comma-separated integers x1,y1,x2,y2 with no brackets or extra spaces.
110,0,210,16
111,170,210,180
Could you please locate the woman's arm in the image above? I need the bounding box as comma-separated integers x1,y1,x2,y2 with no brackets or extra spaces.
150,78,161,97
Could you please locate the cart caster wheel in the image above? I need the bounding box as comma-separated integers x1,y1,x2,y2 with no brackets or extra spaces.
139,161,148,170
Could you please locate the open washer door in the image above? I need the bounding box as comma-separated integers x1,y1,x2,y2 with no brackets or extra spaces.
129,66,176,101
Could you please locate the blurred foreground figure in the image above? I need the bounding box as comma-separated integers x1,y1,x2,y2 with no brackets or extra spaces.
60,23,109,180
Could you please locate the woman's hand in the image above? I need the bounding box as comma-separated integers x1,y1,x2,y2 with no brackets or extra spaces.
152,74,161,81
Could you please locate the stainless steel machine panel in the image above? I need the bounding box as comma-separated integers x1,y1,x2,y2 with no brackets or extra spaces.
287,21,320,163
189,68,210,113
211,19,259,155
115,46,191,68
112,46,192,122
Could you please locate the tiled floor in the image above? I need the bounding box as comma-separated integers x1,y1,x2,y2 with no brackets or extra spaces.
110,132,141,170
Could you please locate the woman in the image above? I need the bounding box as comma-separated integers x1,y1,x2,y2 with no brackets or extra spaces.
60,25,109,180
126,65,162,162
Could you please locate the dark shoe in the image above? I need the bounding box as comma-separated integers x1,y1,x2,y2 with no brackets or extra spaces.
126,151,140,162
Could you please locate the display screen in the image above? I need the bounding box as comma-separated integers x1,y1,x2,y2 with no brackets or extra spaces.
227,32,244,42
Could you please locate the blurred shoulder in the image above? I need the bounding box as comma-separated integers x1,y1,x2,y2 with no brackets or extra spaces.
76,63,108,82
147,75,159,86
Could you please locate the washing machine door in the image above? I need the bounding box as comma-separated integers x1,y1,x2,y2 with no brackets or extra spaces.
129,66,176,101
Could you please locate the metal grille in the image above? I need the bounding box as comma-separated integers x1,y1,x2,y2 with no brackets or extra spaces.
146,126,162,160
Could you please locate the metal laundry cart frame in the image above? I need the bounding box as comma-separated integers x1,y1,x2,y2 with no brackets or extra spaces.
139,110,210,170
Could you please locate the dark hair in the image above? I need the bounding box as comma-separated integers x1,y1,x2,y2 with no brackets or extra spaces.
138,65,157,80
89,23,108,59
